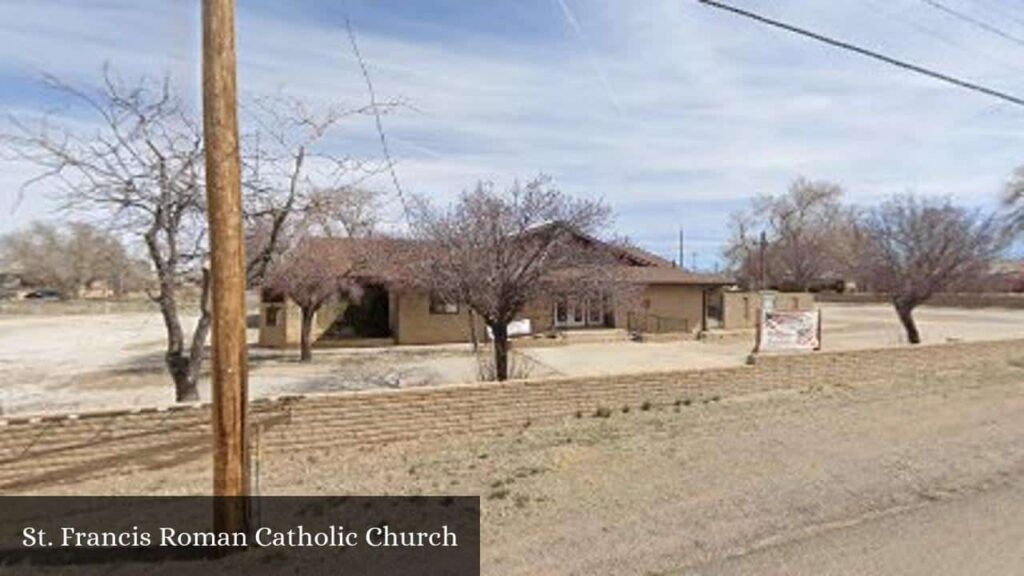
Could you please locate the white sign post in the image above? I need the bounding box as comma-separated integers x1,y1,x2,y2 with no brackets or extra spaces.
758,309,821,352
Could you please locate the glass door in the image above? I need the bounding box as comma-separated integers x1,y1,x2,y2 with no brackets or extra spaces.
555,298,587,328
586,298,604,326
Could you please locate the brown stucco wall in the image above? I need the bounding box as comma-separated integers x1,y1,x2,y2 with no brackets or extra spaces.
517,299,557,334
393,291,485,345
260,283,717,346
2,338,1020,491
258,300,339,348
621,284,706,334
258,301,307,347
721,291,815,330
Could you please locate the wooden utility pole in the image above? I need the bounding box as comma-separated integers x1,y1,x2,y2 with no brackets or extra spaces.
758,230,768,290
678,227,684,269
202,0,250,534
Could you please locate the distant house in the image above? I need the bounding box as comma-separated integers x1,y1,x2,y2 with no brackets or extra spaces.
257,230,733,348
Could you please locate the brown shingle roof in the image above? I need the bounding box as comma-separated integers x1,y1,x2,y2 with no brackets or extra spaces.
301,235,733,287
619,265,733,286
300,236,427,282
615,245,676,268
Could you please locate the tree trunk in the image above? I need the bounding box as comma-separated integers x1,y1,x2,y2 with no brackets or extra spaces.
894,300,921,344
167,353,198,402
491,322,509,381
153,270,198,402
299,305,315,362
187,268,213,394
163,268,212,402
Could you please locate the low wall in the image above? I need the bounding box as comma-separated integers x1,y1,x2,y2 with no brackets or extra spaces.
721,291,815,329
1,338,1021,491
816,292,1024,309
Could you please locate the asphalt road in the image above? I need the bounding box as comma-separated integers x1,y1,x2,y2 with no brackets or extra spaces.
688,481,1024,576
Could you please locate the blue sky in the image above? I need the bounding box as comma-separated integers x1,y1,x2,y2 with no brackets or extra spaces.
2,0,1024,267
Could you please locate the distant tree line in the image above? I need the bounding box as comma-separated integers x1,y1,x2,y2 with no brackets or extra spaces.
0,221,150,298
724,177,1017,344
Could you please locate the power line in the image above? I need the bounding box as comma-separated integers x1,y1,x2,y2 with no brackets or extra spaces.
861,0,1024,77
697,0,1024,109
921,0,1024,49
967,0,1024,31
344,17,413,223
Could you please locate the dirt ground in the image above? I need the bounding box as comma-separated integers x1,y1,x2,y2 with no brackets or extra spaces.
2,302,1024,415
17,350,1024,575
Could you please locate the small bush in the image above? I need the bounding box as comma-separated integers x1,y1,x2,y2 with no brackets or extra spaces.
640,401,652,411
621,405,630,414
594,406,612,418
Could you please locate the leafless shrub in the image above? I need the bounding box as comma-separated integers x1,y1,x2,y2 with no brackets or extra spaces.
475,350,535,382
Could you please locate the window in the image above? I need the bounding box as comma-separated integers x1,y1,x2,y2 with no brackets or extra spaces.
429,293,459,315
587,298,604,325
265,305,281,327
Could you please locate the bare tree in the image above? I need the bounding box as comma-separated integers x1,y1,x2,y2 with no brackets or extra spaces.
410,176,626,381
4,70,389,401
0,221,145,298
241,95,393,283
1003,165,1024,236
3,70,210,401
854,194,1009,344
302,186,382,240
722,210,761,288
264,238,365,362
724,177,848,290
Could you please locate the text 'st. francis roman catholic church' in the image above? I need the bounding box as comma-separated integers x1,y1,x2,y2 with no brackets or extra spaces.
42,525,459,549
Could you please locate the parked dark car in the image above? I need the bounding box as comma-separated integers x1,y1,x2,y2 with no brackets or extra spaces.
23,289,61,301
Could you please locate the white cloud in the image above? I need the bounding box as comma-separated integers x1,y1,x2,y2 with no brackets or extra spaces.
1,0,1023,266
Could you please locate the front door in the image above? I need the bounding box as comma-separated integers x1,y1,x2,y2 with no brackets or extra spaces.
555,299,586,328
555,298,602,328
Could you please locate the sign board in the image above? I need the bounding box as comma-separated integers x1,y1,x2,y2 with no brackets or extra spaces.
758,309,820,352
486,318,532,339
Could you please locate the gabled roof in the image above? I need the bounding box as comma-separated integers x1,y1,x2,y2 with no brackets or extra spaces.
294,227,734,288
296,236,427,283
619,266,733,286
522,222,732,285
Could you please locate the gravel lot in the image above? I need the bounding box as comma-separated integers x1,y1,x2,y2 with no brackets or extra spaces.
2,302,1024,415
18,351,1024,575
